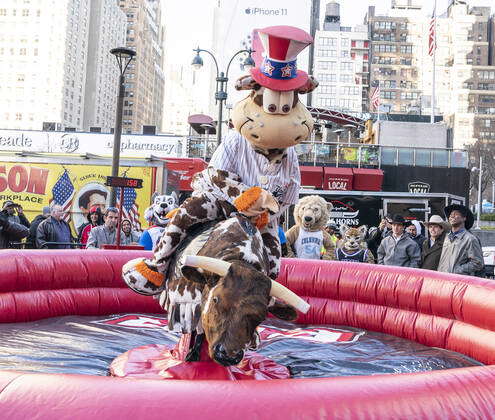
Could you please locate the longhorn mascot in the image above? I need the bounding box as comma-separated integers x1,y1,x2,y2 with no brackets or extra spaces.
123,26,317,296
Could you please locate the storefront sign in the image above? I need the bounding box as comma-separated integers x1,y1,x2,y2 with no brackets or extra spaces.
0,130,182,158
408,181,430,194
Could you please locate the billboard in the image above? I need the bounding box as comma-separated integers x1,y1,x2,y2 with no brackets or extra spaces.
211,0,312,110
0,162,153,234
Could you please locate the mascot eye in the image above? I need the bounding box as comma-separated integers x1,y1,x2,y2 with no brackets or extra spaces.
268,104,277,113
212,296,219,304
282,104,290,113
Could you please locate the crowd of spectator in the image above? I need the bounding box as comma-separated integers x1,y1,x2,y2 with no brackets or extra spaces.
0,201,142,250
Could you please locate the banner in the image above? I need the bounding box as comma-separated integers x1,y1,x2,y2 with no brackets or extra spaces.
0,162,153,234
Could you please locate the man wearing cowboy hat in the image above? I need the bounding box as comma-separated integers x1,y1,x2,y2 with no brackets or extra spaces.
437,204,484,276
420,215,450,271
377,214,421,267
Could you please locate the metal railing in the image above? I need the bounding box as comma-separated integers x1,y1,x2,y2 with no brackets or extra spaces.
186,136,468,169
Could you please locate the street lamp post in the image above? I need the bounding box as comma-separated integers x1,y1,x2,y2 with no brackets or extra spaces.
192,47,255,146
472,155,483,229
109,47,136,206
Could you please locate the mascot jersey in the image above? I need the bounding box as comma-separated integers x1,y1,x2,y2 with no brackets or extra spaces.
139,226,166,251
336,248,369,263
294,229,323,260
197,131,301,215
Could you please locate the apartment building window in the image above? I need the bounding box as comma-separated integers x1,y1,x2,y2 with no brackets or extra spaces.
319,85,336,94
401,92,419,100
400,45,412,54
340,74,353,83
383,80,396,88
341,38,349,47
374,21,396,30
0,9,6,16
341,50,349,58
375,44,396,53
478,71,495,79
381,91,396,99
17,74,25,82
318,49,330,57
22,9,29,16
400,58,412,65
340,62,353,71
480,96,495,104
15,113,22,120
317,73,337,82
20,48,27,55
484,119,492,127
340,86,360,95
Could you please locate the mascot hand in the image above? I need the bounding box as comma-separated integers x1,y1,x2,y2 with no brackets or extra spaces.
165,208,180,219
254,211,270,229
234,186,279,217
122,257,166,296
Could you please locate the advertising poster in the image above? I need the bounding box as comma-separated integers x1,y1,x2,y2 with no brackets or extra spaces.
0,162,153,234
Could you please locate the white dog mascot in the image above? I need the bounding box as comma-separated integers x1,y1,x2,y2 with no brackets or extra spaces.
139,192,179,251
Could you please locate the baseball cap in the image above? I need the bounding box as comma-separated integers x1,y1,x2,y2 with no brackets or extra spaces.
42,206,51,216
2,200,16,210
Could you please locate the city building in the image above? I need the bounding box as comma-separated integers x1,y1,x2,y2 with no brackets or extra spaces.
118,0,165,134
366,0,495,148
366,1,423,115
0,0,92,131
313,2,370,114
0,0,127,133
83,1,127,132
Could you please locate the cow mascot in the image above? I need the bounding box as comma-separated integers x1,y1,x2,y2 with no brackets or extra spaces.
119,26,316,379
139,192,179,251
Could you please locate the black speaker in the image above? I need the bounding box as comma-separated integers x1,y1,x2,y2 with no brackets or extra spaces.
142,125,156,135
89,126,101,133
64,127,76,132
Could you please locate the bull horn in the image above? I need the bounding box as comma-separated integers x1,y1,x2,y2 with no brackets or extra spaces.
183,255,231,276
270,281,310,314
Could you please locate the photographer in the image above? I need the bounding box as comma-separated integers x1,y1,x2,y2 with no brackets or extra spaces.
0,206,29,249
2,201,30,229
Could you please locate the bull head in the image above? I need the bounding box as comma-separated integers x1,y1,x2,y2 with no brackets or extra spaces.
182,255,309,366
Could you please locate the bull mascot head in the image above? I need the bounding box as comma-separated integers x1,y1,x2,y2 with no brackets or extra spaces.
232,25,318,152
181,255,309,366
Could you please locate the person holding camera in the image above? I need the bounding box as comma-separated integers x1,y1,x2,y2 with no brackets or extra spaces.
2,201,30,229
0,204,29,249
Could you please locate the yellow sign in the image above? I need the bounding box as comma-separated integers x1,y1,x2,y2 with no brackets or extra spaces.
0,162,152,234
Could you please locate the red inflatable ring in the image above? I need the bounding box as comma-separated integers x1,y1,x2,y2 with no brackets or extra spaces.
0,249,494,419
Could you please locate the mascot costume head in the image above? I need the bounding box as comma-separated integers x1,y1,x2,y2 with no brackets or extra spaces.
144,192,179,227
232,26,318,154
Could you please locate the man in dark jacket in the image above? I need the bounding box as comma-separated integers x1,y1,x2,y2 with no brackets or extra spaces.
26,206,50,248
377,214,421,267
420,215,450,271
0,208,29,249
36,205,73,249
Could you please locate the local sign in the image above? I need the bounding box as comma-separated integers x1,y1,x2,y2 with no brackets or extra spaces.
408,181,430,194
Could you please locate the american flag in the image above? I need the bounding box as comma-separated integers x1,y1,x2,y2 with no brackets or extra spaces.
50,170,75,223
370,82,380,111
116,187,141,230
428,8,436,56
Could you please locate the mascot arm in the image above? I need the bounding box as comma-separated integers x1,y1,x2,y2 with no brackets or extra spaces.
284,226,299,258
322,231,337,261
139,230,153,251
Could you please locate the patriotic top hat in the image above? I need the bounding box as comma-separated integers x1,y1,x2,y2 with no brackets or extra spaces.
251,25,313,92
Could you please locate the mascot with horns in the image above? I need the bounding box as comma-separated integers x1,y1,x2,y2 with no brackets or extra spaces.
123,25,318,297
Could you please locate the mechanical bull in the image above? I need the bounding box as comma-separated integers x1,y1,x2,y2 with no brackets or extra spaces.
124,214,309,366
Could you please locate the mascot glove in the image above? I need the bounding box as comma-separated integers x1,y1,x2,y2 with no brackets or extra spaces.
234,186,279,217
122,257,166,296
165,208,179,219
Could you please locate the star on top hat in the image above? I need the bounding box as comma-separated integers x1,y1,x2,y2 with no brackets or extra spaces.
250,25,313,92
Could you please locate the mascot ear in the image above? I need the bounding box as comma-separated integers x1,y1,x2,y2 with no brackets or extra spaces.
235,75,261,91
151,191,159,203
340,224,349,236
297,75,319,95
326,202,333,213
358,225,368,238
171,191,178,203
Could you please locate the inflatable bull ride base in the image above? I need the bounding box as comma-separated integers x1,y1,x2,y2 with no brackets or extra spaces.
0,249,495,418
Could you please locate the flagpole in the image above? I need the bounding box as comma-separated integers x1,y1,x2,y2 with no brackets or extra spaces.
377,80,381,122
431,0,436,124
